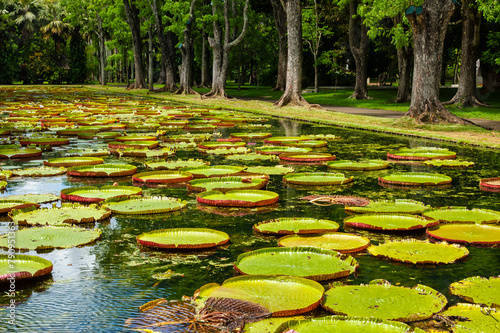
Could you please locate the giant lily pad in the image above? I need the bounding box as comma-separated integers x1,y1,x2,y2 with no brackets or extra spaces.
283,172,353,186
442,303,500,333
44,156,104,167
253,217,339,235
426,224,500,245
195,275,324,316
344,213,438,231
10,203,111,226
132,171,193,184
0,226,102,250
346,199,429,214
103,196,187,214
387,147,456,160
276,317,426,333
278,232,370,253
145,159,209,170
163,133,212,142
230,132,272,140
116,148,174,158
0,254,53,282
422,207,500,224
1,193,59,204
244,165,294,175
61,185,142,203
282,140,328,148
0,148,42,159
137,228,229,249
327,160,389,171
480,177,500,192
226,153,278,162
197,190,279,207
19,137,70,146
243,316,307,333
379,173,452,186
64,149,110,157
198,141,246,150
0,200,39,213
450,276,500,308
108,140,159,149
67,164,137,177
115,135,157,142
234,247,358,281
322,281,447,322
423,159,475,168
205,147,251,155
279,153,336,162
255,146,312,155
179,165,245,178
367,239,469,265
12,166,66,177
188,176,267,193
263,136,309,145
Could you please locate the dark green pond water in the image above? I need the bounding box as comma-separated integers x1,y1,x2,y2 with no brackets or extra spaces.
0,89,499,332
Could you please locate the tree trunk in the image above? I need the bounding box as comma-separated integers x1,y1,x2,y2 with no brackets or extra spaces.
97,13,106,86
200,29,210,87
396,45,412,103
313,54,318,93
123,0,146,89
406,0,470,124
444,0,485,107
148,25,154,92
176,0,198,94
270,0,287,91
275,0,309,107
348,0,369,100
165,31,177,90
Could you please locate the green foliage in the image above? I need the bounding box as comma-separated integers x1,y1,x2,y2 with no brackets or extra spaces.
68,27,87,83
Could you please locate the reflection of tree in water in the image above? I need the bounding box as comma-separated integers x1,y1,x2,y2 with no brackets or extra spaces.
279,119,302,136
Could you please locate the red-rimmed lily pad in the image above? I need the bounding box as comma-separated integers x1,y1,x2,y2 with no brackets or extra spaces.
116,148,175,158
278,232,371,253
387,147,457,160
367,239,469,265
480,177,500,192
1,193,59,204
230,132,272,140
19,137,70,146
255,146,312,155
103,196,187,214
225,153,278,162
163,133,212,142
44,156,104,167
108,140,159,149
132,171,193,184
344,213,438,231
422,207,500,224
379,173,452,186
195,275,324,316
0,148,42,159
345,199,429,214
244,165,294,175
188,176,268,193
179,165,244,178
114,135,157,142
322,280,447,322
426,224,500,245
283,172,353,186
253,217,339,235
442,303,500,332
197,190,279,207
145,159,209,170
282,140,328,148
450,276,500,308
67,164,137,177
327,160,389,171
279,152,336,162
263,136,309,145
137,228,229,249
0,200,39,213
0,254,53,282
423,159,475,168
198,141,246,150
61,185,142,203
12,166,66,177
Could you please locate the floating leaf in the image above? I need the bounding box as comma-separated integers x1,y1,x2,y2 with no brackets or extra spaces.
0,200,39,213
132,171,193,184
226,153,278,162
230,132,272,140
108,140,159,149
283,172,353,186
253,217,339,235
179,165,244,178
279,152,336,162
103,196,187,215
387,147,456,160
19,137,70,146
0,254,53,282
300,195,371,206
346,199,429,214
423,159,474,168
244,165,294,175
44,156,104,167
67,164,137,177
137,228,229,249
0,148,42,159
344,213,438,231
145,159,209,170
188,176,267,193
422,207,500,224
197,190,279,207
450,276,500,308
1,193,59,204
327,160,389,171
282,140,328,148
442,303,500,333
480,177,500,192
278,232,370,253
379,173,452,186
198,141,246,150
426,224,500,245
255,146,312,155
12,166,66,177
60,185,142,203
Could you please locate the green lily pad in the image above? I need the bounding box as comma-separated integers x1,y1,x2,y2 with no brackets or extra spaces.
423,159,475,168
230,132,272,140
344,213,438,231
422,207,500,224
282,140,328,148
61,185,142,203
116,148,175,158
0,226,102,250
19,137,70,146
0,200,39,213
263,136,309,144
44,156,104,167
1,193,59,204
12,166,66,177
276,316,426,333
132,171,193,184
145,159,209,170
103,196,187,215
379,173,452,186
67,164,137,177
234,247,358,281
327,160,390,171
243,316,307,333
115,135,157,142
226,153,279,162
64,149,110,157
278,232,371,253
244,165,295,175
9,203,111,226
322,281,447,322
387,147,457,160
188,176,268,192
0,254,53,282
137,228,229,249
367,239,469,265
450,276,500,308
480,177,500,192
255,146,312,155
283,172,353,186
179,165,245,178
346,199,429,214
198,141,246,150
426,224,500,245
197,190,279,207
163,133,212,142
195,275,324,316
279,153,336,162
108,140,159,149
0,148,42,159
205,147,251,155
442,303,500,333
254,217,339,235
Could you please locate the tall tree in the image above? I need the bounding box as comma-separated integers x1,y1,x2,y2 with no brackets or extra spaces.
199,28,210,87
123,0,146,89
347,0,370,100
176,0,197,94
270,0,287,91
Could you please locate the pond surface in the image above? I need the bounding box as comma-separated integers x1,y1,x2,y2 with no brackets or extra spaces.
0,88,499,332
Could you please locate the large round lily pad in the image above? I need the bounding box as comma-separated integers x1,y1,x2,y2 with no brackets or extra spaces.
322,281,447,322
278,232,371,253
426,224,500,245
137,228,229,249
422,207,500,224
263,136,309,145
255,146,312,155
344,213,438,231
327,160,390,171
44,156,104,167
0,148,42,159
1,193,59,204
12,166,66,177
188,176,267,193
0,226,102,250
346,199,429,214
179,165,244,178
195,275,324,316
367,239,469,265
253,217,339,235
442,303,500,333
423,159,475,168
450,276,500,308
230,132,272,140
108,140,159,149
145,159,209,170
480,177,500,192
387,147,456,160
234,247,358,281
225,153,278,162
283,172,353,186
379,173,452,186
67,164,137,177
0,199,39,213
103,196,187,215
279,153,336,162
19,137,70,146
282,140,328,148
9,203,111,226
244,165,294,175
61,185,142,203
197,190,279,207
0,254,53,282
132,171,193,184
198,141,246,150
114,135,157,142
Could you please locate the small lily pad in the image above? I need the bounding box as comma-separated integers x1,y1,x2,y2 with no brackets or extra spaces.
244,165,294,175
278,232,371,253
145,159,209,170
450,276,500,308
0,254,53,282
255,146,312,155
283,172,353,186
388,147,456,160
422,207,500,224
1,193,59,204
44,157,104,167
344,213,438,231
226,153,278,162
132,171,193,184
12,166,66,177
253,217,339,235
0,148,42,159
198,141,246,150
137,228,229,249
327,160,389,171
379,173,452,186
423,159,475,168
346,199,429,214
279,152,336,162
179,165,244,178
19,137,70,146
103,196,187,215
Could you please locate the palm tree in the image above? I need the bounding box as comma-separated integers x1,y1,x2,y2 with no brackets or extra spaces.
39,2,71,56
12,0,44,39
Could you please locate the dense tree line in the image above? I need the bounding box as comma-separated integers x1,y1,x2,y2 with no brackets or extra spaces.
0,0,499,123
